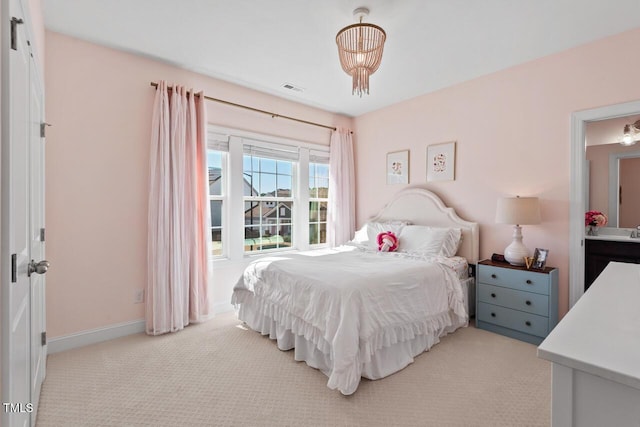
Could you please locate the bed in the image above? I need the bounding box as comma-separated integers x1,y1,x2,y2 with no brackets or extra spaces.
231,188,479,395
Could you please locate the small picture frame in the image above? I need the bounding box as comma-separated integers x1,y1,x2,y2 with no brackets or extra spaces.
387,150,409,185
427,141,456,182
532,248,549,270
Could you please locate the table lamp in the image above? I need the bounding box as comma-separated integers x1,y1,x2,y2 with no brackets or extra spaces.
495,196,541,266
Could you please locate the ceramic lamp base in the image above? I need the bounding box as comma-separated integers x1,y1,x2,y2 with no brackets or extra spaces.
504,225,529,266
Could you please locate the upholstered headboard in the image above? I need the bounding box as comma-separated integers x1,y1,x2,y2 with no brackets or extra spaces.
369,188,480,263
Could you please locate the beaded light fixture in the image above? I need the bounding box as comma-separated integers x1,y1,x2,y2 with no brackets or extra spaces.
336,7,386,97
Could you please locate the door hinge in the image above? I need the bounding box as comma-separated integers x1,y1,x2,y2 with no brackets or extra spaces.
41,332,47,346
10,17,24,51
40,227,46,242
11,254,17,283
40,122,51,138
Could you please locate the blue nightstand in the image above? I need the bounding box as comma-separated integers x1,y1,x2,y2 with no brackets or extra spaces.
476,259,559,345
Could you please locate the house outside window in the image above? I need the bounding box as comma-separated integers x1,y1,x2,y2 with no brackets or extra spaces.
243,154,294,252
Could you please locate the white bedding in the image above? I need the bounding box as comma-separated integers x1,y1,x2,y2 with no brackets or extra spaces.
231,245,469,395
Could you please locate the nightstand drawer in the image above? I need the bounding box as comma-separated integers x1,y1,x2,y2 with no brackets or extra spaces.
477,302,549,337
478,265,549,295
477,283,549,317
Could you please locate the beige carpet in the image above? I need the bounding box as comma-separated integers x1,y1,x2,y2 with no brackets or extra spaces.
36,313,550,426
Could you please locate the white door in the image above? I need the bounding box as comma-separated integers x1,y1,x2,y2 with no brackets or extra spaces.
1,0,48,425
28,38,47,421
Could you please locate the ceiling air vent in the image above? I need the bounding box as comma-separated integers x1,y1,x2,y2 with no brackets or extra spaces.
281,82,304,93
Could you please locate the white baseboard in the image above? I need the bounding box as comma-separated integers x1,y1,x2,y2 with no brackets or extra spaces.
48,319,146,354
48,303,237,354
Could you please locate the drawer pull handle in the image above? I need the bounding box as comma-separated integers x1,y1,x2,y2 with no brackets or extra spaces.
525,300,532,306
525,279,532,284
491,274,497,279
525,321,531,326
491,312,496,317
491,293,496,298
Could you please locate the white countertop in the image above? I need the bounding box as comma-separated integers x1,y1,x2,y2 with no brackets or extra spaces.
585,234,640,243
537,262,640,390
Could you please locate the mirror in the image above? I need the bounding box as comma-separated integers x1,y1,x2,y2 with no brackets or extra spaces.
618,156,640,228
585,114,640,228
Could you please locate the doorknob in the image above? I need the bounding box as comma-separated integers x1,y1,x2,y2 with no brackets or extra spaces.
28,260,50,276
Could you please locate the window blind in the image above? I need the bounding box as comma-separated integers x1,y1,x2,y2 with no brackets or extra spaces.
208,131,230,152
243,139,299,161
309,149,330,164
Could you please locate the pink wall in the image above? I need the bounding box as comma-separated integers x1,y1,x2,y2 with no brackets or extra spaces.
45,31,352,337
354,28,640,319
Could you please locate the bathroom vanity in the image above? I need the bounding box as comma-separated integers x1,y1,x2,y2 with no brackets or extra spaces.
584,232,640,291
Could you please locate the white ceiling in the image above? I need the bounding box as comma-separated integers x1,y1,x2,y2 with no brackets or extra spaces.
43,0,640,117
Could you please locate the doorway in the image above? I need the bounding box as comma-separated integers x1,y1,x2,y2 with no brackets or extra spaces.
569,99,640,307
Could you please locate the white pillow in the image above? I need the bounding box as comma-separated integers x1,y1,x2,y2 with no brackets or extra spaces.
351,221,409,249
398,226,462,257
351,225,370,245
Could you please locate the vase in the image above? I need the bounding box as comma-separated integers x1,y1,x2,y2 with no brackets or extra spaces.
586,225,598,236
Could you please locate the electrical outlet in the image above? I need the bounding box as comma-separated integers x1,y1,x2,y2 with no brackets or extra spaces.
134,289,144,304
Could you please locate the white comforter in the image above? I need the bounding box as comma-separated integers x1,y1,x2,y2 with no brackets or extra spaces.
231,246,468,395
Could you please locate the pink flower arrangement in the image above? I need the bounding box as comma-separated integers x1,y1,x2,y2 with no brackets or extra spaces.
585,210,608,227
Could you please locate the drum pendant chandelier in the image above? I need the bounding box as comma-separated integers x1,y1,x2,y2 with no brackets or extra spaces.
336,7,386,97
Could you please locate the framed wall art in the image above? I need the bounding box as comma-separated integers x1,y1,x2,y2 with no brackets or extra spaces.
387,150,409,185
427,141,456,182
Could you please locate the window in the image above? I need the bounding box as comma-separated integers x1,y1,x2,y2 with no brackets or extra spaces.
206,126,330,259
207,150,225,256
309,162,329,245
243,153,294,252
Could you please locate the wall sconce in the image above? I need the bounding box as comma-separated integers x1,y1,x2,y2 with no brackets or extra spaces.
620,120,640,146
496,196,541,266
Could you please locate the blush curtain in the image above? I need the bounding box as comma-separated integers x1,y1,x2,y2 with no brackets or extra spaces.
146,80,210,335
327,128,356,246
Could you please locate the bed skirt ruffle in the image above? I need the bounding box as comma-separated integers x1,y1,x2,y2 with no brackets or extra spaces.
232,290,467,395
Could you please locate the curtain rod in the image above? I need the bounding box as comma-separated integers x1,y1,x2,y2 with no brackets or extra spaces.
150,82,338,132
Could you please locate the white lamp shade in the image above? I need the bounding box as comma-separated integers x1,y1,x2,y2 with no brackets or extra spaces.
495,197,541,225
